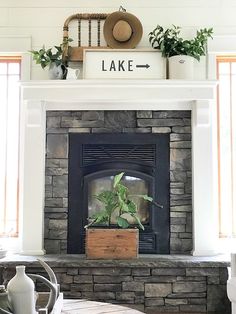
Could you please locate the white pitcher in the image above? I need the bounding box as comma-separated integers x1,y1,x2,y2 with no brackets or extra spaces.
66,67,80,80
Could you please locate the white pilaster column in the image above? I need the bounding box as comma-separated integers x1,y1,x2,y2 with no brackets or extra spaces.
192,100,219,255
19,100,45,255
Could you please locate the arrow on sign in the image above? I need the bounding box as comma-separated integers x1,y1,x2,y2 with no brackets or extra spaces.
136,64,150,69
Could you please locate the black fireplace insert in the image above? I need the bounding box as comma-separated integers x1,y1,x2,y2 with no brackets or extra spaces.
68,133,170,254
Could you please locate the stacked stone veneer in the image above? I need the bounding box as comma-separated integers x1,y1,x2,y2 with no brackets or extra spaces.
45,110,192,254
0,258,230,313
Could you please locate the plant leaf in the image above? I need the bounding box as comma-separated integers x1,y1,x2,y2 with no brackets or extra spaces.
113,172,124,188
117,216,130,229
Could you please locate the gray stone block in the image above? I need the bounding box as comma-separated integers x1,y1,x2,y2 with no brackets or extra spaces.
165,298,188,305
180,304,206,312
170,217,186,225
79,268,131,275
177,276,205,282
53,175,68,197
145,283,172,297
45,198,64,207
48,230,67,239
45,207,67,213
124,127,151,133
72,275,93,284
152,268,185,276
172,126,191,133
170,182,185,188
179,232,192,239
170,171,187,182
170,225,185,233
173,282,206,293
170,188,185,195
168,292,206,298
47,134,68,158
47,111,71,117
170,149,191,171
152,127,171,133
45,175,52,185
82,111,104,121
132,268,150,276
48,219,67,230
92,127,122,133
46,159,68,168
61,116,104,128
138,118,184,127
136,111,152,118
94,284,121,292
105,111,136,128
69,128,91,133
135,276,177,283
170,199,192,206
45,213,67,219
219,267,229,284
59,273,73,284
188,298,207,304
183,118,191,125
186,267,219,277
47,116,61,128
46,167,68,176
94,275,132,283
170,141,191,148
207,276,220,284
71,283,93,292
170,238,183,252
67,268,78,275
207,284,231,312
145,298,164,306
123,281,144,292
153,111,191,118
116,292,135,301
44,240,61,253
170,133,191,141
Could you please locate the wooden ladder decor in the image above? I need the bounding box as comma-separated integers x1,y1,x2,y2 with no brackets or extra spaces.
62,13,109,63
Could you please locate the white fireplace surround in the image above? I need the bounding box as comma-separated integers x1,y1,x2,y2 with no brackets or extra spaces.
19,79,218,256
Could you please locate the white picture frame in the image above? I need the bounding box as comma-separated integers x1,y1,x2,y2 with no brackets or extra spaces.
83,49,166,79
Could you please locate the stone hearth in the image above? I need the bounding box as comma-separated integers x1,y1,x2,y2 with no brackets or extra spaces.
44,110,192,254
0,254,230,313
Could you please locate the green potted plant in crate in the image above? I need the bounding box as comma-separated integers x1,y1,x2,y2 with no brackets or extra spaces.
149,25,213,79
85,172,162,259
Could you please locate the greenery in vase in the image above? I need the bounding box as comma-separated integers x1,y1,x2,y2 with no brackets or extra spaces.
149,25,213,61
85,172,162,230
29,38,72,69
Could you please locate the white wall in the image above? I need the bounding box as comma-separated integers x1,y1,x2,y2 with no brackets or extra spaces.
0,0,236,79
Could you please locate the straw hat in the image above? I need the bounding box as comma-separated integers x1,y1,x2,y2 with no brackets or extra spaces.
103,11,143,49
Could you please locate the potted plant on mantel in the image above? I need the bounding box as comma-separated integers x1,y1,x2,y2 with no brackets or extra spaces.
85,172,162,260
148,25,213,79
30,38,72,79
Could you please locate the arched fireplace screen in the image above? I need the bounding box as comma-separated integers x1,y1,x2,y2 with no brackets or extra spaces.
68,133,170,254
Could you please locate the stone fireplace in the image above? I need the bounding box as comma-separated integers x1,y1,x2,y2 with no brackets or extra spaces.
19,80,218,256
45,110,190,254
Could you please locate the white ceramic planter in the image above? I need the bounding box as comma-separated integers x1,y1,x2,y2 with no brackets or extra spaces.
168,55,194,79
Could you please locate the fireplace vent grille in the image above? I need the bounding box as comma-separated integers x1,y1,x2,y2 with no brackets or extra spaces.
82,144,156,166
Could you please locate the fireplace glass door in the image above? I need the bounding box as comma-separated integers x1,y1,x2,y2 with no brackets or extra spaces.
87,174,150,226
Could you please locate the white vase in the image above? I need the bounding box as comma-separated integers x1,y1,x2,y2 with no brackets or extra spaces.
7,265,36,314
168,55,194,79
48,63,66,80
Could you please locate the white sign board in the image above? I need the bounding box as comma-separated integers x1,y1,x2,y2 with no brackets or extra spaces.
83,49,166,79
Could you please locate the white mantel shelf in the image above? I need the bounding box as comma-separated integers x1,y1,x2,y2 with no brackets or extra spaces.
19,79,219,256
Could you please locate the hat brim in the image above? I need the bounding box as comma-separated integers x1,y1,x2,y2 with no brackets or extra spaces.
103,11,143,49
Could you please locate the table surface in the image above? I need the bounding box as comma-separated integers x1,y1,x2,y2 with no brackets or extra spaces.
62,299,143,314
